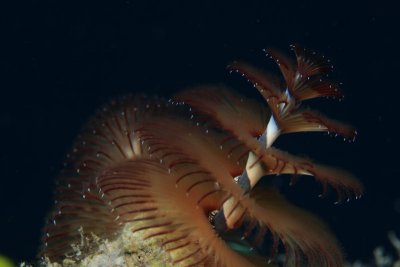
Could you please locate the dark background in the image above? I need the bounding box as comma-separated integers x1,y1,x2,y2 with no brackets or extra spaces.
1,0,398,264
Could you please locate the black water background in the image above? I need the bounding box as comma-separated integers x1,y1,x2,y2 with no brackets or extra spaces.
0,0,398,264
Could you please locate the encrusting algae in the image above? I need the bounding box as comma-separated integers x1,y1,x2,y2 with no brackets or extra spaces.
41,225,170,267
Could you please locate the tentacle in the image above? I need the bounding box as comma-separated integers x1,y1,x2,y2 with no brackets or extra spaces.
41,46,361,267
97,159,257,267
245,146,363,202
245,187,344,267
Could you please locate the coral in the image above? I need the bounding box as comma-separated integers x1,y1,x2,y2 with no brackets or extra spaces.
389,231,400,267
344,231,400,267
40,46,362,266
373,231,400,267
